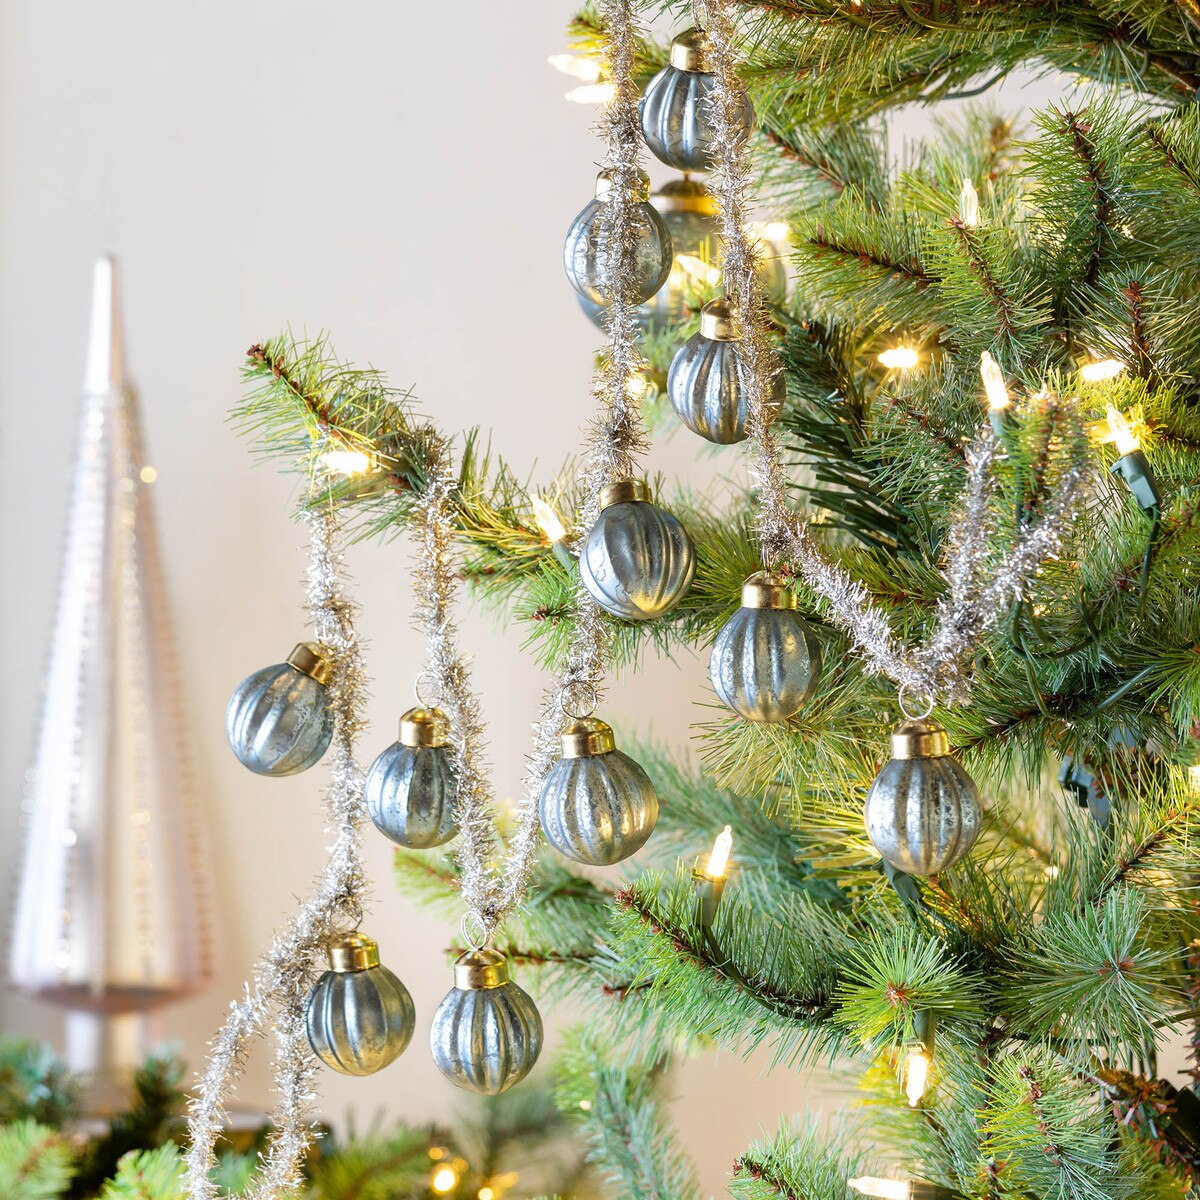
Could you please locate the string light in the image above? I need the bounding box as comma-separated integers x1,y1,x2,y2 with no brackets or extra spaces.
1103,405,1140,457
431,1165,459,1193
706,825,733,879
566,82,616,104
530,495,568,544
1080,358,1127,382
851,1179,911,1200
959,179,980,227
760,220,790,243
547,53,602,83
676,253,723,287
904,1045,930,1107
139,465,157,483
322,448,373,476
478,1190,494,1200
1190,764,1200,790
878,345,920,370
979,352,1009,413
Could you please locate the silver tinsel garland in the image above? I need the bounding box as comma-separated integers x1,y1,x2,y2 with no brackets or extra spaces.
186,507,369,1198
700,0,1089,705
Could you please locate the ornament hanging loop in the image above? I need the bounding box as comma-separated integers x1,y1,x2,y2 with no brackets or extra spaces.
414,671,444,710
898,684,935,721
460,910,489,952
561,680,599,721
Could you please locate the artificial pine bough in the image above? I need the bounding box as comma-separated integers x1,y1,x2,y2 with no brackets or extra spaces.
222,1,1200,1197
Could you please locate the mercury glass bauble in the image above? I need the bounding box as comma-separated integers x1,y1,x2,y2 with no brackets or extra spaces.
365,706,458,849
710,572,821,722
304,933,415,1076
639,28,754,172
225,642,334,776
580,479,695,621
563,168,672,307
667,299,786,444
430,948,543,1095
864,718,983,875
539,716,658,865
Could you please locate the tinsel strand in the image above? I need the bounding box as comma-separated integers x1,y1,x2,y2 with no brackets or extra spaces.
185,506,369,1199
701,0,1088,704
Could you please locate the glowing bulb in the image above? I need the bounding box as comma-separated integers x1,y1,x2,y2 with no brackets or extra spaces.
1080,358,1126,382
1045,863,1060,879
578,1099,592,1111
139,465,157,483
530,495,568,544
959,178,980,227
676,254,723,287
878,346,920,370
1189,763,1200,789
1104,404,1140,456
478,1190,495,1200
566,82,616,104
761,220,790,243
705,825,733,880
431,1166,459,1194
547,53,602,83
979,351,1010,411
849,1179,911,1200
904,1047,930,1107
322,448,373,476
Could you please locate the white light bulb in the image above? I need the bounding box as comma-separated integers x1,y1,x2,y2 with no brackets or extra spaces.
322,449,372,476
1105,404,1140,456
904,1046,930,1107
959,178,980,227
547,53,602,83
706,825,733,880
1080,358,1127,382
878,346,920,370
431,1166,458,1194
979,351,1010,411
530,494,568,544
849,1178,912,1200
566,82,616,105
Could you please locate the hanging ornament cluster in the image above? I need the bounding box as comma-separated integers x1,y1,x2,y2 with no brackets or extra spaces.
365,705,458,848
225,641,334,776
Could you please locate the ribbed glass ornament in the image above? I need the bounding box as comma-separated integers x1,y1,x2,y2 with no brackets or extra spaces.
364,709,458,849
580,482,695,621
638,29,754,172
563,170,672,308
864,719,983,875
539,719,658,865
667,301,787,444
710,589,821,722
225,649,333,776
304,935,415,1076
430,950,543,1095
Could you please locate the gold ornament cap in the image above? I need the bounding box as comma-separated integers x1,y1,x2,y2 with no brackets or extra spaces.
399,706,450,748
287,641,331,685
651,176,718,216
327,932,380,973
560,716,617,759
598,478,652,509
454,947,510,991
741,570,798,610
595,167,652,202
700,299,741,342
670,27,709,71
890,717,951,760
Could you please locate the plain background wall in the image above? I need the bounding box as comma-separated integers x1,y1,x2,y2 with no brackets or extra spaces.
1,2,1181,1194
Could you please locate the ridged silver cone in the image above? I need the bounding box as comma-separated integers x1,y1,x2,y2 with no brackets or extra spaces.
539,749,658,865
864,755,983,875
563,196,672,307
638,64,753,172
9,256,213,1028
580,500,695,621
710,606,821,721
305,963,415,1076
364,741,458,848
668,331,787,445
430,979,543,1095
225,661,333,776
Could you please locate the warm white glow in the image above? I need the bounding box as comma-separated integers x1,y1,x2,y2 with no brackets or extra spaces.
905,1047,930,1107
1045,863,1060,879
530,494,568,544
959,178,980,227
323,448,373,476
1080,358,1127,382
478,1189,495,1200
547,53,602,83
705,825,733,880
676,254,723,287
578,1098,592,1111
1104,405,1140,456
627,370,651,398
979,351,1010,411
566,82,616,105
878,346,920,370
761,220,790,243
139,465,157,483
849,1178,911,1200
431,1166,459,1194
1189,763,1200,790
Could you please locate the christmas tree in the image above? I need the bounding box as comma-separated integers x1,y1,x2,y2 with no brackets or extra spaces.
200,0,1200,1197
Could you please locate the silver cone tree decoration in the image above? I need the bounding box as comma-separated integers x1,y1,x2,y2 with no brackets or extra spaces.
9,256,213,1088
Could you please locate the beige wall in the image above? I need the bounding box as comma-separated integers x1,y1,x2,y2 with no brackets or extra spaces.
1,2,1179,1194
